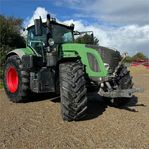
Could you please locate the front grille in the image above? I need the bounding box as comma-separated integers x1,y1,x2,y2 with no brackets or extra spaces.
87,53,100,72
86,45,121,73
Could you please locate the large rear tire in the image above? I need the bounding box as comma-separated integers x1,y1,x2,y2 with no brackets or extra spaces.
3,55,30,102
59,60,87,121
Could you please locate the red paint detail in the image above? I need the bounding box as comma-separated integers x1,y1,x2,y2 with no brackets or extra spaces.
144,65,149,69
6,66,19,93
131,60,149,67
131,63,140,67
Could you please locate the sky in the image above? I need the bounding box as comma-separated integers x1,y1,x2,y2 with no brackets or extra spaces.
0,0,149,56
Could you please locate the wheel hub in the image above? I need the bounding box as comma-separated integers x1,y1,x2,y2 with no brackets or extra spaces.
6,66,19,93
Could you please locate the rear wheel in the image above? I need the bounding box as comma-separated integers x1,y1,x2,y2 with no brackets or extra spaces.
59,60,87,121
3,55,30,102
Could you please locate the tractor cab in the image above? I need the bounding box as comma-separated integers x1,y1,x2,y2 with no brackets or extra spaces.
27,16,74,56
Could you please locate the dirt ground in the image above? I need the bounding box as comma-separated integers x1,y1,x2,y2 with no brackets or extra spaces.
0,66,149,149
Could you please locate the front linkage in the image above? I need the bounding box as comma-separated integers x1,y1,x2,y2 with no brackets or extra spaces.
98,54,143,105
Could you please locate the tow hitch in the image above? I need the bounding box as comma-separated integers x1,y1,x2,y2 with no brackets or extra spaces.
98,87,144,98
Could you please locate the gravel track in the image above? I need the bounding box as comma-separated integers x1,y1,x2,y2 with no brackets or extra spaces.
0,67,149,149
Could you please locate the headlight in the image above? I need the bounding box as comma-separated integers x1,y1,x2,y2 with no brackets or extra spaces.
104,63,110,70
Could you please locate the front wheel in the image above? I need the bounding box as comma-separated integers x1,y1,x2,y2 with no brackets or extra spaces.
59,60,87,121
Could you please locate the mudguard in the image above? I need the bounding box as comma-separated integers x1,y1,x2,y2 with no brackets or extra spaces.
61,43,108,77
6,47,37,60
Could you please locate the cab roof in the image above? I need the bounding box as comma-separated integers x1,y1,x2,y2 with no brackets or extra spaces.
27,19,74,30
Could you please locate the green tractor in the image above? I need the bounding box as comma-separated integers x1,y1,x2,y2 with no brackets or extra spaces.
3,14,139,121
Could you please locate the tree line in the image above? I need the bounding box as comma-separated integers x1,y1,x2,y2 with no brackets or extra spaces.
124,52,148,63
0,15,25,79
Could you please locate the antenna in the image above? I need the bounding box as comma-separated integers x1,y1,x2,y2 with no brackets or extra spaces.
39,16,42,24
47,14,51,20
46,14,51,27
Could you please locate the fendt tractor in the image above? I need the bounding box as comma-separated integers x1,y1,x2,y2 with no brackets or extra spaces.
3,14,141,121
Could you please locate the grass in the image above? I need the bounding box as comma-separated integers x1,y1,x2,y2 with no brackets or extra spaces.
0,80,3,89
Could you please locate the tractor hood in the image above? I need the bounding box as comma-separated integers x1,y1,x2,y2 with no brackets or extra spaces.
86,45,122,73
61,43,121,75
61,43,108,77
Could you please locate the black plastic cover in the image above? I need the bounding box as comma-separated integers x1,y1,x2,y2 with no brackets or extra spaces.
22,55,44,69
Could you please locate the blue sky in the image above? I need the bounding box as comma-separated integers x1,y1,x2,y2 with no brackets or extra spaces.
0,0,149,56
0,0,64,20
0,0,105,26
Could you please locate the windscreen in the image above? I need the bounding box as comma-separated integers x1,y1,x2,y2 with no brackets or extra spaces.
27,26,46,43
27,26,47,55
52,24,73,44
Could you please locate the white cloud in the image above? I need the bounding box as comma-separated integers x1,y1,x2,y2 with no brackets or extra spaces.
24,7,149,56
63,20,111,46
93,0,149,25
64,19,149,56
56,0,149,25
24,7,48,27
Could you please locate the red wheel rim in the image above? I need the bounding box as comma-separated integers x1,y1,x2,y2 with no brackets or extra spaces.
6,66,19,93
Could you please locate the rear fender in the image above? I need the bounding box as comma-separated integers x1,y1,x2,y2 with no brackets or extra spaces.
6,47,36,60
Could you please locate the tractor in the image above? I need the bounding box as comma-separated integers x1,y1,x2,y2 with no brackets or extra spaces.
3,14,140,121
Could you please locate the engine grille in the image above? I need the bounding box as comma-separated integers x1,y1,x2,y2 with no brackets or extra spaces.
86,45,121,74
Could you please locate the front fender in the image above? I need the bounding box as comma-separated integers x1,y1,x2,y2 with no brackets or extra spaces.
61,43,108,77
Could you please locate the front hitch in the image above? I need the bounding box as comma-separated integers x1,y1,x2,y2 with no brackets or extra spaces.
98,87,144,98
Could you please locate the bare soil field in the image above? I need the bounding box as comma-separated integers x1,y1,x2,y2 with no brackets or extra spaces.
0,66,149,149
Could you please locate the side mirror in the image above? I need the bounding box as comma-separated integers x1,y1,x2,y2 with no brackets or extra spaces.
34,19,42,36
